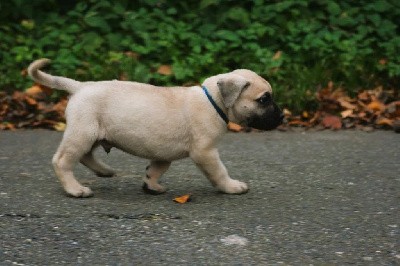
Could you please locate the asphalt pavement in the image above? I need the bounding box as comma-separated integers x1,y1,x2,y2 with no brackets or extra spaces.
0,130,399,265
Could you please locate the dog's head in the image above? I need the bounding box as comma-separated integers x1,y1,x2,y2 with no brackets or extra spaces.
205,69,284,130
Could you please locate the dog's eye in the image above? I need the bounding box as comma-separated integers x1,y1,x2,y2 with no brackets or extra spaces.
256,93,272,105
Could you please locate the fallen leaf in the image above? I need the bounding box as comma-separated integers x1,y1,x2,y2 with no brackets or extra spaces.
309,111,321,125
337,98,357,110
25,85,43,97
0,122,16,130
283,108,292,117
341,109,353,118
157,65,173,75
173,194,191,204
393,120,400,133
54,122,66,131
358,91,370,102
321,115,342,130
25,96,37,106
367,100,385,112
375,117,393,126
228,122,242,132
288,120,310,127
385,101,400,117
25,84,52,98
272,51,282,60
52,98,68,114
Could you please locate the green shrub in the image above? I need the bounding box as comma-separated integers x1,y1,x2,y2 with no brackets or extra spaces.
0,0,398,112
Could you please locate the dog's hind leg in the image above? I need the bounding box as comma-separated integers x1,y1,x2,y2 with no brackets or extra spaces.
80,147,116,177
52,129,98,198
142,161,171,195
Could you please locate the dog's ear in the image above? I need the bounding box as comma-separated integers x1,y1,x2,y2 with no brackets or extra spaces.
217,74,250,108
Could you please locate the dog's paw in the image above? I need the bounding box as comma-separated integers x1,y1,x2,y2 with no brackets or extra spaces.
142,182,166,195
65,185,94,198
218,179,249,194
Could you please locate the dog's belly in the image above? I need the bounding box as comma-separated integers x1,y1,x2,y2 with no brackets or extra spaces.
117,140,189,161
103,128,190,161
92,86,193,161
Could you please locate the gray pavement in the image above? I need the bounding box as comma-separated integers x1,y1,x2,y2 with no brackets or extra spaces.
0,130,399,265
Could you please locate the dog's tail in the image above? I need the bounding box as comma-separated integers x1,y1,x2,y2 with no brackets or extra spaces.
28,59,82,94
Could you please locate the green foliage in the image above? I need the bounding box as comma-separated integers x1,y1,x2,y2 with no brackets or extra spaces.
0,0,399,112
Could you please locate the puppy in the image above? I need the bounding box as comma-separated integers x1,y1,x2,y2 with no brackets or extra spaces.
28,59,283,197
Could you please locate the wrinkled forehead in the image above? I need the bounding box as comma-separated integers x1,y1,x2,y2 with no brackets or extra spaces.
232,69,272,93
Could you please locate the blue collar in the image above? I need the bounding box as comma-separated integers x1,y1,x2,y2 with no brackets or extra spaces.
202,85,229,124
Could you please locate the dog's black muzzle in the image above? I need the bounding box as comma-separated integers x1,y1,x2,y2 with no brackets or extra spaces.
248,102,284,131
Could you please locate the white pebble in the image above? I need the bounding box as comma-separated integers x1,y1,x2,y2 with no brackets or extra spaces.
220,235,248,246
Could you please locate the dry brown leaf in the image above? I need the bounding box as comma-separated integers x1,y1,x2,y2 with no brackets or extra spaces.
288,120,310,127
0,123,15,130
322,115,342,130
52,98,68,114
337,98,357,110
367,100,385,112
173,194,191,204
358,91,370,102
272,51,282,60
25,85,43,97
308,111,321,125
375,117,393,126
25,96,37,106
228,122,243,132
157,65,173,75
385,101,400,117
25,84,52,98
341,109,353,118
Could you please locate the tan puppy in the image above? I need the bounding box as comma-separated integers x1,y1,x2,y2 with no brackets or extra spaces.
28,59,283,198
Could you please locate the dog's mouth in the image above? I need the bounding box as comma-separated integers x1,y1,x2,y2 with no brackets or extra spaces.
247,102,284,131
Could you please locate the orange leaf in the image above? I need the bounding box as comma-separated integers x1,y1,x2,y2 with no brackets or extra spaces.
376,118,393,126
25,85,43,97
321,115,342,130
52,98,68,114
0,122,16,130
367,101,385,112
173,194,191,204
302,111,309,119
228,122,242,132
26,84,52,98
25,96,37,106
341,109,353,118
157,65,173,75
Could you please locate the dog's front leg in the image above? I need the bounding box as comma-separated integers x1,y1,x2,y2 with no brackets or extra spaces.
190,148,248,194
